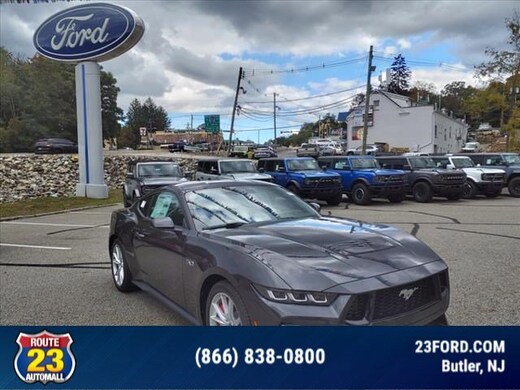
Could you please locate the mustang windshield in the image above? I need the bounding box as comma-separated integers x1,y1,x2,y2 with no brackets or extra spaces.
287,159,320,171
185,185,318,230
220,160,257,173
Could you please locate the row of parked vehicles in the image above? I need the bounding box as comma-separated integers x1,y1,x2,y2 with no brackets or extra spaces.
123,152,520,208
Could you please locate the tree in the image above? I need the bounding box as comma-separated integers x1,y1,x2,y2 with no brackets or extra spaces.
476,10,520,148
124,97,170,148
387,54,411,95
101,70,124,146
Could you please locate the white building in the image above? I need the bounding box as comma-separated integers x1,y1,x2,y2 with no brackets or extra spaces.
345,90,468,154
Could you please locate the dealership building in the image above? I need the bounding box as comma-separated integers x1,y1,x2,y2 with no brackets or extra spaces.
345,90,469,154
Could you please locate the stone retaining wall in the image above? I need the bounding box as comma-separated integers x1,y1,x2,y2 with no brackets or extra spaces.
0,154,198,203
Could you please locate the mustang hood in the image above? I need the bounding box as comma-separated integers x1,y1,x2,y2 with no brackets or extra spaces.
212,217,443,292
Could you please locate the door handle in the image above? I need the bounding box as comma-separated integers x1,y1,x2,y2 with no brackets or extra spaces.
135,231,146,239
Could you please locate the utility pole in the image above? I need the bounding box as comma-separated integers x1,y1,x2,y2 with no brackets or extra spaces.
190,114,193,130
273,92,278,145
228,67,243,154
362,45,375,154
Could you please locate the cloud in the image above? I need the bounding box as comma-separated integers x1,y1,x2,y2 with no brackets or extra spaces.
0,0,516,124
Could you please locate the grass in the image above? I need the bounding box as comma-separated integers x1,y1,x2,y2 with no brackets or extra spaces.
0,188,123,219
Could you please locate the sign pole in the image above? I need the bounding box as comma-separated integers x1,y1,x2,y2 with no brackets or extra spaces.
75,62,108,198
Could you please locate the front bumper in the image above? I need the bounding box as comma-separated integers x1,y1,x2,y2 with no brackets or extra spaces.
241,272,449,326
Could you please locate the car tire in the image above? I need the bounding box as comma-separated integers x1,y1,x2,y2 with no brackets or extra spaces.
287,184,300,197
387,193,405,203
206,281,250,326
110,239,137,293
462,181,478,199
508,177,520,197
351,183,371,205
412,182,433,203
326,193,343,206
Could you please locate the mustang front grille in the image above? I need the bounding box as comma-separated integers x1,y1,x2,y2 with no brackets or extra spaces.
343,275,441,322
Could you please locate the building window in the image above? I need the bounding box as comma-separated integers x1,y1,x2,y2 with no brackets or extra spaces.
373,100,380,107
435,125,437,138
444,129,447,141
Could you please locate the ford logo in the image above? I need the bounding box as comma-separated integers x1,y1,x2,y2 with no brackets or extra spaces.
33,3,145,63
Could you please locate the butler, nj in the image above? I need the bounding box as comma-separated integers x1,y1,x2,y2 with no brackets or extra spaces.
33,3,145,198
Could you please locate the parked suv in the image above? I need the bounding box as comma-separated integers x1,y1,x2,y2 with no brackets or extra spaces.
257,157,342,205
318,156,407,205
195,158,273,182
430,156,505,198
123,160,187,207
34,138,78,154
455,153,520,197
376,156,466,202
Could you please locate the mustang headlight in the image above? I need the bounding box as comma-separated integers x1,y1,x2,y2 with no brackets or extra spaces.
253,284,337,306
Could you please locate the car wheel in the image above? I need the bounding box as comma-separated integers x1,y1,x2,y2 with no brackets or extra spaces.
508,177,520,197
326,193,343,206
462,181,478,199
412,182,433,203
287,184,300,197
110,239,137,292
346,151,354,156
352,183,371,205
387,193,405,203
206,281,250,326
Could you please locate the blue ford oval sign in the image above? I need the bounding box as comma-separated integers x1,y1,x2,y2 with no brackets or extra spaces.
33,3,145,63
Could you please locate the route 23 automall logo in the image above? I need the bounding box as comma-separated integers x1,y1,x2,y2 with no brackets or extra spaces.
14,330,76,384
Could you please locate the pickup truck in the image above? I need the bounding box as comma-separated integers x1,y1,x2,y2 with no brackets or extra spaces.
318,156,407,205
257,157,342,205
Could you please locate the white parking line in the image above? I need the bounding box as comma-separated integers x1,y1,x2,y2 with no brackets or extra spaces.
0,243,71,250
0,222,109,228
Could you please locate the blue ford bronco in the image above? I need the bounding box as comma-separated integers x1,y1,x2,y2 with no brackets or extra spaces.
318,155,407,205
257,157,343,205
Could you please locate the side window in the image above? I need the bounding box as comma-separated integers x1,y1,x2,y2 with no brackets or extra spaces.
147,192,185,227
197,161,204,171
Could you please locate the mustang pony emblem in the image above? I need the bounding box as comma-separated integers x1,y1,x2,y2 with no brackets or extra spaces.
399,287,419,301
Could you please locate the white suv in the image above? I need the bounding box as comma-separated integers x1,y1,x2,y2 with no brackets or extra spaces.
461,142,481,152
431,156,505,198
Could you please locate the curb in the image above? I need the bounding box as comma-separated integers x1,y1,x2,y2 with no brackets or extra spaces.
0,203,123,222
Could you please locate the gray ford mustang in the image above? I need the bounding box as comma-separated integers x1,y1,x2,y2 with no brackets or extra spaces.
109,180,449,326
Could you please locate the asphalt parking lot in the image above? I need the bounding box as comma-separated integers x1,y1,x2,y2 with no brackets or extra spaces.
0,194,519,326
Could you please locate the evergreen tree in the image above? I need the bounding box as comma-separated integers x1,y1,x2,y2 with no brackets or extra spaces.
387,54,411,95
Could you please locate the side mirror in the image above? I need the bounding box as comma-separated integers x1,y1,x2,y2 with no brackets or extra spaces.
152,217,175,229
446,164,455,170
321,165,327,171
476,163,481,167
277,167,286,172
258,167,265,173
403,164,411,170
210,167,218,174
308,202,321,213
126,172,134,179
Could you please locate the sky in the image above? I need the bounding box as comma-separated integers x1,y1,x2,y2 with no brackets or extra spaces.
0,0,517,143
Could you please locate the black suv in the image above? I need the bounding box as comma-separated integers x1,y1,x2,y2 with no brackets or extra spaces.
34,138,78,154
376,156,466,202
123,160,187,207
455,153,520,197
